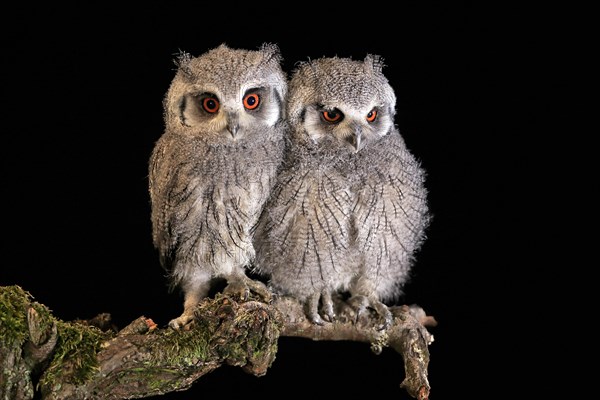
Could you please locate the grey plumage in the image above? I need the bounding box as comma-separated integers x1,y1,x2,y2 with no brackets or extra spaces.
253,55,430,328
149,43,287,329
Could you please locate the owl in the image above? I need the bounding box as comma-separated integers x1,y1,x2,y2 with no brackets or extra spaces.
149,43,287,329
253,55,430,329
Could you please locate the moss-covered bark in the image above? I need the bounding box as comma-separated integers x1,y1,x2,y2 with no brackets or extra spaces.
0,285,434,400
0,286,282,400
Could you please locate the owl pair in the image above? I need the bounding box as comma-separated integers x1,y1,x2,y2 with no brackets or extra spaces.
149,43,430,330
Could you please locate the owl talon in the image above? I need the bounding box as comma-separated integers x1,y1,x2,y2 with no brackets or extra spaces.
346,295,392,330
247,279,272,303
322,312,336,323
372,302,393,331
346,295,369,325
223,281,247,300
337,301,356,324
168,319,182,330
355,307,370,327
304,290,336,324
306,293,322,325
224,275,272,303
168,310,195,330
321,290,336,322
308,313,326,326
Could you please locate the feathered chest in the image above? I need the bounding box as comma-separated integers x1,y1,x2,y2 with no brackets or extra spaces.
156,137,280,226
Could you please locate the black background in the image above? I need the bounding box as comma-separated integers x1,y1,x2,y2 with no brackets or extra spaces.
1,3,565,399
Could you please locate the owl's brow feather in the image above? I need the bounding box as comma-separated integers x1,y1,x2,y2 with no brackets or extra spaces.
364,54,386,74
174,50,193,76
257,42,282,67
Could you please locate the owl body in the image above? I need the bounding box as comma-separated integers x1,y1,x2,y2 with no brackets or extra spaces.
254,141,357,323
254,55,430,327
149,43,287,329
350,132,429,305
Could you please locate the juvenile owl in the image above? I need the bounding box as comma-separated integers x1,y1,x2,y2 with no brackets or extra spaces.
149,43,287,329
253,55,430,329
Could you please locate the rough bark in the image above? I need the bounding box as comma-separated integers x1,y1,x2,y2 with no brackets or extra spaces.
0,285,436,400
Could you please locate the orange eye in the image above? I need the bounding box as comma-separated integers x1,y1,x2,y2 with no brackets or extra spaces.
202,97,219,113
322,110,342,123
243,93,260,110
366,109,377,122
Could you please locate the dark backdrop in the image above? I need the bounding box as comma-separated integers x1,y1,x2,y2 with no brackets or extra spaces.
1,3,560,398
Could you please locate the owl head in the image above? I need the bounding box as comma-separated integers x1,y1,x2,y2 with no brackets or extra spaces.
287,55,397,153
163,43,287,143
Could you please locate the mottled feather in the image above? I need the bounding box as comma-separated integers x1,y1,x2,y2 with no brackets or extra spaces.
149,43,287,329
254,55,430,328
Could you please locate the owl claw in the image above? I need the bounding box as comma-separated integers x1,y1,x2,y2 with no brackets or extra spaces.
305,290,335,325
306,293,322,325
168,310,196,330
345,295,368,325
322,312,336,323
224,275,272,303
308,312,326,326
321,291,336,322
168,319,183,330
372,302,393,331
346,295,392,330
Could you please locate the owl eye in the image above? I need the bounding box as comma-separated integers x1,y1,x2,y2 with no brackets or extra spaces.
202,97,220,113
322,109,343,123
366,109,378,122
243,93,260,110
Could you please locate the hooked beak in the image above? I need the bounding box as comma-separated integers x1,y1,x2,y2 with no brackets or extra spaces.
346,124,363,152
226,112,239,138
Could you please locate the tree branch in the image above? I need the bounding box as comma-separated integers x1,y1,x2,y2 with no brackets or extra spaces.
0,285,435,400
273,296,435,399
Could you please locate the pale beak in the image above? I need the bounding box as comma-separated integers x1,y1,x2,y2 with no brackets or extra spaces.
346,123,363,152
226,112,239,138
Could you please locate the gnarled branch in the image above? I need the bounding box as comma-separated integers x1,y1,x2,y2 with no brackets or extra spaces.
0,285,436,400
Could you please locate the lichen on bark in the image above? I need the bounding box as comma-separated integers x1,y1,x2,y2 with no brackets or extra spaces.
0,285,434,400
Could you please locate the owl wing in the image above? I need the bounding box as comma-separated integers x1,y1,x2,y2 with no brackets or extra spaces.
353,135,430,300
148,135,180,270
254,166,353,297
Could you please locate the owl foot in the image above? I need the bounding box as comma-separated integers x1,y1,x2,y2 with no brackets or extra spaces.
168,309,196,330
345,295,393,331
223,274,272,303
305,290,336,325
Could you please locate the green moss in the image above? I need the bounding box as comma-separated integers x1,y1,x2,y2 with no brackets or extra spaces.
0,285,35,348
0,285,57,349
117,367,187,393
146,369,181,391
40,320,111,387
147,328,211,367
99,330,213,396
